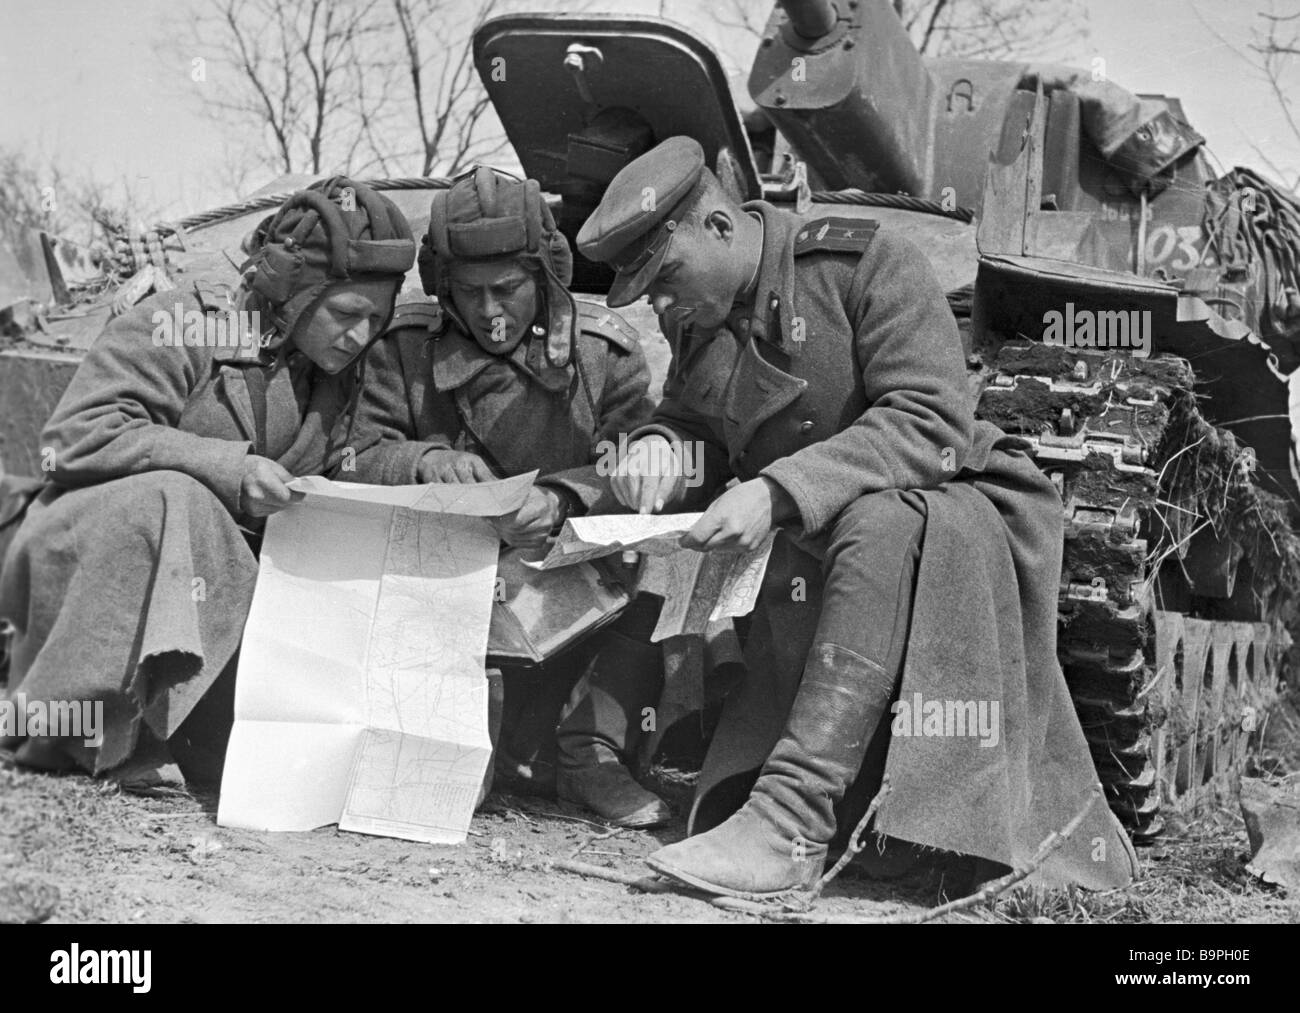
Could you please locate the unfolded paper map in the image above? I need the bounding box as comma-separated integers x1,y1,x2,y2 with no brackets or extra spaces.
534,514,775,641
217,472,534,845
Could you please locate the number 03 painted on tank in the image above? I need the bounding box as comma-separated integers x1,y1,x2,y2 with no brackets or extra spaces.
1143,224,1205,273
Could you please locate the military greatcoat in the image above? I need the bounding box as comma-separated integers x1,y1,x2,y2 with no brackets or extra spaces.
635,201,1137,889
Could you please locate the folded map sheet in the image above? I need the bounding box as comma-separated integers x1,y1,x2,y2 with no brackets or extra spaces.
534,514,775,642
217,472,533,845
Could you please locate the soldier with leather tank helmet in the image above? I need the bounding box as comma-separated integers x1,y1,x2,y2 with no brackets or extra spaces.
340,166,673,828
0,178,416,779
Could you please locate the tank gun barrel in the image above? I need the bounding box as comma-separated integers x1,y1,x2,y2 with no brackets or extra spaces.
778,0,837,40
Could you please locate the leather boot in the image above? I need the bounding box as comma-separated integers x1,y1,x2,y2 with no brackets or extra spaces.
647,643,894,897
555,626,671,828
169,657,238,788
493,661,582,797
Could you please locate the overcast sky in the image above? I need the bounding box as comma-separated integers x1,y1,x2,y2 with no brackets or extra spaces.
2,0,1297,221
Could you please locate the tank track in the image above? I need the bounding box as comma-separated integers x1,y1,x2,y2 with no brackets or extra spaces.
976,341,1297,841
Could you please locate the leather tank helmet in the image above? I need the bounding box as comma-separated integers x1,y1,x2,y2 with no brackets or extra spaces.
420,165,577,369
239,176,416,352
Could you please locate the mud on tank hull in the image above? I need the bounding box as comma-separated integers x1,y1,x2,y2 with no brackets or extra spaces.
975,341,1296,840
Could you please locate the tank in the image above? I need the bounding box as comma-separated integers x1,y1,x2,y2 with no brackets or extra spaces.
3,0,1297,842
465,0,1300,841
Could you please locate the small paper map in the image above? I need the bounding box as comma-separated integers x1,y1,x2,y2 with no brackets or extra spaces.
638,536,774,641
535,514,775,642
531,512,709,568
217,472,534,845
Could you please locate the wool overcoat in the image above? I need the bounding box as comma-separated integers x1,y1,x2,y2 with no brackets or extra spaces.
0,284,353,770
343,299,655,510
636,201,1137,888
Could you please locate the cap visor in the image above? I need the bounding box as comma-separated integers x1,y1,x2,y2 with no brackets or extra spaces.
605,240,671,309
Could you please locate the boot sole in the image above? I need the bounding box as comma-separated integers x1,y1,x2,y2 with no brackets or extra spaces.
645,853,811,900
557,797,672,830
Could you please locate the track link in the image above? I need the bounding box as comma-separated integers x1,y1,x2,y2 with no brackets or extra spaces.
977,342,1292,840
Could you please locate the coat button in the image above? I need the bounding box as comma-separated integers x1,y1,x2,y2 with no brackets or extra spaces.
799,420,815,434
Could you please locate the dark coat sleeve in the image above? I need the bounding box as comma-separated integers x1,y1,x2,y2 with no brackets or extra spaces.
761,230,974,535
343,328,454,484
628,325,736,512
537,334,657,515
40,293,249,513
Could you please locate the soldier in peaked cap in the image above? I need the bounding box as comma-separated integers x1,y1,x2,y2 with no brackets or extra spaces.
0,178,415,779
578,137,1138,897
341,166,673,828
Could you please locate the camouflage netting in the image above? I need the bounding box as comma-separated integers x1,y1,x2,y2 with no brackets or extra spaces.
1153,393,1300,639
1203,168,1300,357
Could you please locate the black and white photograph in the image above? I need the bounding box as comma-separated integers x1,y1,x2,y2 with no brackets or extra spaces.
0,0,1298,951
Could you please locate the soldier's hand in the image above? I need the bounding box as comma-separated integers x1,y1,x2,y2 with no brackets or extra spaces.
492,486,564,548
611,434,685,514
682,478,785,552
239,454,295,517
417,449,496,484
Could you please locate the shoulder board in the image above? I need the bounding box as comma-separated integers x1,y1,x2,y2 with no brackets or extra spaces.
793,218,879,257
577,302,639,352
383,297,444,338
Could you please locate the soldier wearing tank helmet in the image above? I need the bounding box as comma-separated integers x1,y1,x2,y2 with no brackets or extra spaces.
0,178,417,779
341,166,673,828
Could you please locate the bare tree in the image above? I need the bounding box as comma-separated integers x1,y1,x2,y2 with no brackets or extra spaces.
355,0,508,177
894,0,1087,58
0,148,156,250
172,0,551,194
183,0,387,176
1195,3,1300,192
710,0,770,40
1251,7,1300,190
704,0,1086,60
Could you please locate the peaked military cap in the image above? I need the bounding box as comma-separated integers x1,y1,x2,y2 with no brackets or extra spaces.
576,136,707,308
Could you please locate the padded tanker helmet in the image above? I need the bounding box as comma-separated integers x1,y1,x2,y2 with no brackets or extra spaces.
420,165,577,368
241,176,416,350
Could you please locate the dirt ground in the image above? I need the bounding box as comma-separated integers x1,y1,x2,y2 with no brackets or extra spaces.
4,717,1300,924
0,759,946,924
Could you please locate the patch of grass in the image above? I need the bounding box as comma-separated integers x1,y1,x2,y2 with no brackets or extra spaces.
987,804,1300,924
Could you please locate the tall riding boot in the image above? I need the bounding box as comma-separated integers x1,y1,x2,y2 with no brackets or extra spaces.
493,659,585,797
169,655,238,787
555,624,671,828
646,643,895,897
